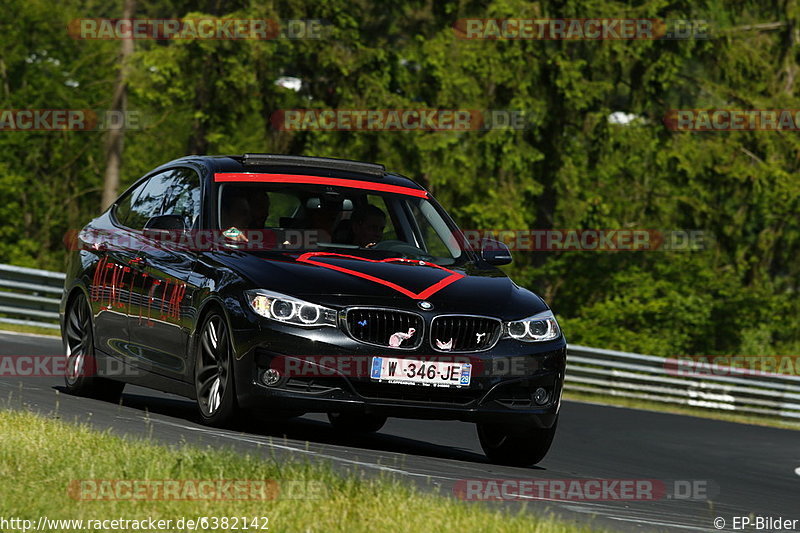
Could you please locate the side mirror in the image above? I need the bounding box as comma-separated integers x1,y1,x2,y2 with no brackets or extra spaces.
143,214,188,239
481,238,512,265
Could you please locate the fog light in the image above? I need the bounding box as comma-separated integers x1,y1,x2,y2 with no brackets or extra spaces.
262,369,281,386
533,387,549,405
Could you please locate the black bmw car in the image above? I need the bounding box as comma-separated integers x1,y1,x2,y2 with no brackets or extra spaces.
61,153,566,466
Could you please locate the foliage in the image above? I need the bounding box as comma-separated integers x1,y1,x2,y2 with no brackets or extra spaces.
1,0,798,356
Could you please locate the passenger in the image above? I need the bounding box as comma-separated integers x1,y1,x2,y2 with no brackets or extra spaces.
350,204,386,248
247,191,271,229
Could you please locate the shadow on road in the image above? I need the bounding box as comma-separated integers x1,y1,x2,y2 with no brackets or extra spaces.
52,386,505,467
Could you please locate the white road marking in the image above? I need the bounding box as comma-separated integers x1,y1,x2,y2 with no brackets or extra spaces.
561,503,715,530
125,416,464,482
0,330,60,340
608,516,712,531
0,380,41,391
794,466,800,477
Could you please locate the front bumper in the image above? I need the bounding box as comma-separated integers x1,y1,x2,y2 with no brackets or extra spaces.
232,321,566,427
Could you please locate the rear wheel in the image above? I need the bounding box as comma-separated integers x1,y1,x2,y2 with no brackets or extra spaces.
63,293,125,402
477,417,558,467
194,311,238,426
327,412,387,433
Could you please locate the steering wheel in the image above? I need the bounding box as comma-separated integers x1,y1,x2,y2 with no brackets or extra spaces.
372,240,434,260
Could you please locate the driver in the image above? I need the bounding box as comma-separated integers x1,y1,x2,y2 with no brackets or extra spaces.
221,190,251,231
350,204,386,248
220,188,252,243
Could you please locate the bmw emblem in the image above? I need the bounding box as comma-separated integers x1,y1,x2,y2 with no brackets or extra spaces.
418,301,433,310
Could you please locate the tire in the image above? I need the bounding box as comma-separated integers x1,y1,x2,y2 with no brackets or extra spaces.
63,293,125,402
327,412,387,433
194,311,239,426
477,417,558,467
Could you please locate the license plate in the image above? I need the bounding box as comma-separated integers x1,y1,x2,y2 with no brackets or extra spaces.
370,357,471,387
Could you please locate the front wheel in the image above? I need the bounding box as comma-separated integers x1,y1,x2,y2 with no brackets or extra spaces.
327,412,387,433
477,417,558,467
63,293,124,402
194,311,238,426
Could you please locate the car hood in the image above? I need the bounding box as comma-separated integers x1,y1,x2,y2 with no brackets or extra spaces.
213,250,547,319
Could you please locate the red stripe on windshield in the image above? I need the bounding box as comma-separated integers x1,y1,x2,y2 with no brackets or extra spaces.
214,172,428,198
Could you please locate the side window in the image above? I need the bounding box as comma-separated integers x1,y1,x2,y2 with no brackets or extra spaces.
113,180,148,227
161,168,201,229
124,170,176,230
117,168,201,230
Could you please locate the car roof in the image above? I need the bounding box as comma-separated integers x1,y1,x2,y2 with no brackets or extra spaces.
165,154,427,193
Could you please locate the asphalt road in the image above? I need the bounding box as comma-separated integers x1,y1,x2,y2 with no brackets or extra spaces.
1,331,798,532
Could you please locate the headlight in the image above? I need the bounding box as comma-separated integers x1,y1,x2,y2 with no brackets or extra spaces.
504,310,561,342
245,290,337,328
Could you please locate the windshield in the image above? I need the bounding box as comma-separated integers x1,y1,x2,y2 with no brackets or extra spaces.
216,180,471,265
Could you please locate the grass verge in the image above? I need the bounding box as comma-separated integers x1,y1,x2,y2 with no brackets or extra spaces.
0,410,601,533
0,322,60,337
563,390,800,431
